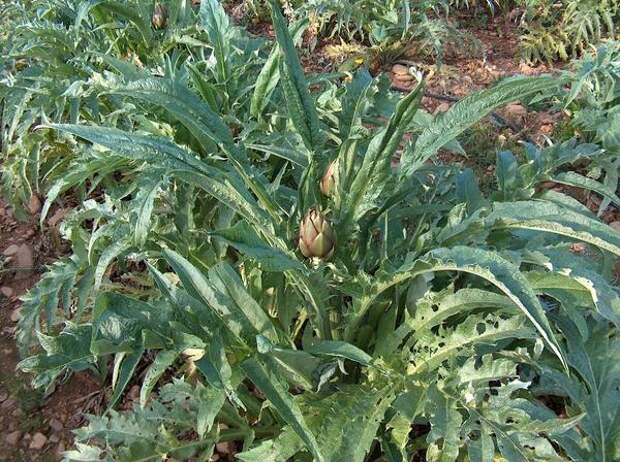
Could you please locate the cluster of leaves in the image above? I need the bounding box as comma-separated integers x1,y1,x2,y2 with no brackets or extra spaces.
517,0,619,64
541,41,620,217
240,0,619,66
2,1,620,461
242,0,480,63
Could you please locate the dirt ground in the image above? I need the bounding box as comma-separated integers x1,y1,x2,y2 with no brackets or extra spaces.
0,198,102,461
0,9,618,462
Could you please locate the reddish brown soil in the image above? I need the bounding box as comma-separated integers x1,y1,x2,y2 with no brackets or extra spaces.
0,199,102,461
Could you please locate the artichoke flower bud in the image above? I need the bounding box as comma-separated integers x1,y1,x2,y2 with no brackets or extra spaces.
320,161,337,197
298,209,336,259
152,3,167,30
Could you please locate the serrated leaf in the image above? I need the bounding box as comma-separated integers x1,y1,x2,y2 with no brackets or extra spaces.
269,0,321,152
251,19,307,119
306,340,372,365
404,76,564,175
140,350,178,407
237,427,304,462
242,357,324,462
211,221,305,272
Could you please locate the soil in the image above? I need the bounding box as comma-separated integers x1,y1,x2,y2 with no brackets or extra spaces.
0,199,102,461
0,7,618,462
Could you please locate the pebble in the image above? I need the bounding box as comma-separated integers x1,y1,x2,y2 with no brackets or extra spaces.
49,418,63,433
5,430,21,446
28,194,42,215
29,432,47,450
609,221,620,232
392,73,414,83
392,64,410,76
433,102,451,114
1,286,14,298
128,384,140,401
2,244,20,257
0,390,8,402
504,103,527,124
571,242,587,254
215,441,234,454
14,244,34,272
10,308,22,323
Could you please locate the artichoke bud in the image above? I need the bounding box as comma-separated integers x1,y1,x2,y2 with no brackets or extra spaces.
320,161,337,197
298,208,336,259
152,3,167,30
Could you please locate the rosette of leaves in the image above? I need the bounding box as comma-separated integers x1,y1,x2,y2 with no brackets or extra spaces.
16,2,620,461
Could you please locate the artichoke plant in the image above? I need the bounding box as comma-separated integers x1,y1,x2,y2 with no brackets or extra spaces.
298,208,336,259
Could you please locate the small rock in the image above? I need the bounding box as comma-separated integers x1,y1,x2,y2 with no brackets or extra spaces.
392,72,414,83
128,384,140,400
391,75,414,90
8,243,34,280
14,243,34,269
504,103,527,124
49,434,60,443
1,286,14,298
540,124,553,135
29,432,47,450
216,441,234,455
2,244,20,257
28,194,42,215
0,390,8,402
391,64,410,76
10,308,22,323
571,242,588,254
5,430,21,446
433,102,451,114
56,443,66,458
609,221,620,232
49,418,63,433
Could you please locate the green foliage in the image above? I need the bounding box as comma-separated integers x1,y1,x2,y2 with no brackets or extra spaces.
518,0,620,64
1,1,619,462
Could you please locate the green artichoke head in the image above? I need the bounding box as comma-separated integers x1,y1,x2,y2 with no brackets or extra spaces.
298,208,336,259
320,161,337,197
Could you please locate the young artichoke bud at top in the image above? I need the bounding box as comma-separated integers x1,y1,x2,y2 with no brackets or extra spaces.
320,161,337,197
152,3,167,30
298,209,336,259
